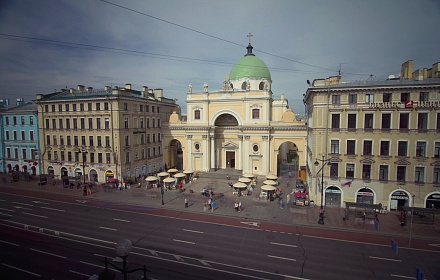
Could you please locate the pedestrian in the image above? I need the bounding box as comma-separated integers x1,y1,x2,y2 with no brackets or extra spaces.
226,174,230,180
211,201,215,212
362,211,367,223
238,201,242,212
374,214,380,231
286,193,291,205
203,202,207,212
185,198,188,208
234,201,239,212
208,198,212,210
279,199,284,209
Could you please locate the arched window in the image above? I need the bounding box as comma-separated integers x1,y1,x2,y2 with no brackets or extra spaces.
194,109,200,120
252,108,260,119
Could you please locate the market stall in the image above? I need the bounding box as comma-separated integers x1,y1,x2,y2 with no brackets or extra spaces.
145,176,158,189
232,182,248,196
163,177,176,190
261,184,276,200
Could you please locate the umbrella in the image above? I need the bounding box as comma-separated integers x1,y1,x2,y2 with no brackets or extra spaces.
233,182,247,188
174,173,185,178
242,173,254,178
145,176,158,181
261,185,276,191
266,174,278,180
157,172,169,177
263,180,277,185
238,177,251,183
167,168,178,173
163,177,176,183
183,170,194,174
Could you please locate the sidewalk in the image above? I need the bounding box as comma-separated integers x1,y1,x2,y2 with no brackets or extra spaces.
1,174,440,241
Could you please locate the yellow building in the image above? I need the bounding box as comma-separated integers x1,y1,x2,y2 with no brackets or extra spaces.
36,84,177,183
163,43,307,176
305,60,440,209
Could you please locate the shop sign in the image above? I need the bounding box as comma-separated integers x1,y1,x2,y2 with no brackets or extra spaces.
369,100,440,109
326,189,341,194
358,192,373,196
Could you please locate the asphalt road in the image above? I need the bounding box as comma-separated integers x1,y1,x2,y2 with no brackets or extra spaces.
0,192,439,279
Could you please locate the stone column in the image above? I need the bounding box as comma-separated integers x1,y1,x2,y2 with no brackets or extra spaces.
210,135,215,170
186,135,192,170
244,136,250,173
238,135,243,170
202,135,208,171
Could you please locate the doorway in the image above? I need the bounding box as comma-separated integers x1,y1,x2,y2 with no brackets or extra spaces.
226,151,235,168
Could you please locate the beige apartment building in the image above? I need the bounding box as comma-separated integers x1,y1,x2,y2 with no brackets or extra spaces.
305,60,440,210
163,42,307,176
36,85,177,183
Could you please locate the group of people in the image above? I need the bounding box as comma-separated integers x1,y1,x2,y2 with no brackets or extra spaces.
234,200,242,212
203,199,215,212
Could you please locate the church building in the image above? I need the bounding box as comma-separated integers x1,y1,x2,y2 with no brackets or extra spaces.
163,40,307,177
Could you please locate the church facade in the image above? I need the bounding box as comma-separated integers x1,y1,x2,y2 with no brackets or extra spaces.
163,43,307,176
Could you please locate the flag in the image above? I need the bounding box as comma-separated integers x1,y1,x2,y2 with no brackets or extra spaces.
342,180,353,186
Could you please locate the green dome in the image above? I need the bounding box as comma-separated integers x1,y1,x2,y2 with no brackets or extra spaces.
229,46,271,80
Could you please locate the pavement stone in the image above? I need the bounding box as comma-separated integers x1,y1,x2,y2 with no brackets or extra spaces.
1,173,440,241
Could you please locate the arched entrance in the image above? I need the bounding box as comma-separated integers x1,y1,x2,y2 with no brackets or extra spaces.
325,185,342,207
214,113,239,170
134,167,140,178
356,187,375,204
89,169,98,182
277,141,298,176
22,165,28,173
74,168,82,178
105,170,114,181
60,167,68,177
47,166,54,175
389,189,410,211
168,139,183,171
31,166,36,175
425,192,440,209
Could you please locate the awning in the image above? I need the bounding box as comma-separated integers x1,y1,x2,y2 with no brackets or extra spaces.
261,185,276,191
105,171,114,176
163,177,176,183
242,173,254,178
167,168,178,173
238,177,251,183
145,176,158,181
233,182,247,188
263,180,277,185
266,174,278,180
183,170,194,174
174,173,185,178
158,172,169,177
293,192,307,198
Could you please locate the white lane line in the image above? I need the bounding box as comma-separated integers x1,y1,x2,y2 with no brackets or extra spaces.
183,229,204,234
0,212,12,217
41,206,65,212
0,239,19,246
199,260,211,266
390,274,414,279
22,212,47,218
113,218,130,223
99,226,117,231
173,255,185,261
369,256,401,262
30,248,67,259
270,242,297,248
13,206,33,210
69,270,91,277
12,202,34,207
173,239,195,245
0,208,15,212
2,263,41,277
80,261,118,272
93,253,115,259
267,255,296,262
0,199,5,202
32,200,50,205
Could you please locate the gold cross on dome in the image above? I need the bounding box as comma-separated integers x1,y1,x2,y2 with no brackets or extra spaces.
247,32,253,44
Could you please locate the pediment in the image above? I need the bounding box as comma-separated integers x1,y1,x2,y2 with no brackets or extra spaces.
359,158,375,164
394,158,411,165
222,141,239,149
430,161,440,166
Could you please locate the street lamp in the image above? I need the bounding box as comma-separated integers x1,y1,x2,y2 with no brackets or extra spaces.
99,239,149,280
77,150,88,185
314,155,328,224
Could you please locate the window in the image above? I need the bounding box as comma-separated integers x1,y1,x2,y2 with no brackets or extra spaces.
65,104,69,112
89,136,94,146
348,94,357,104
435,142,440,158
73,104,77,111
146,119,150,128
141,134,145,145
125,136,129,146
152,106,155,113
52,119,56,129
30,131,34,141
419,92,429,101
88,103,92,111
60,151,65,161
96,118,101,129
47,151,52,161
252,108,260,119
417,113,428,130
401,92,410,102
252,144,259,153
22,149,27,160
66,119,70,129
195,143,200,151
347,140,356,155
96,103,101,111
81,136,86,146
416,141,426,157
330,140,339,154
365,93,374,103
74,152,79,162
89,153,94,163
437,113,440,130
67,152,72,162
194,109,201,120
398,141,407,156
98,153,102,164
73,118,78,129
125,152,130,163
124,103,128,110
362,164,371,180
21,116,25,125
106,153,111,164
13,117,17,125
347,114,356,129
29,117,34,125
399,113,409,129
97,136,102,147
397,166,406,182
51,105,56,112
44,105,48,112
124,118,129,129
53,135,57,145
146,105,149,112
5,131,10,140
332,95,340,104
329,163,338,178
139,104,143,112
80,118,85,129
363,140,372,156
379,165,388,181
383,93,391,102
74,136,78,146
152,119,155,128
105,118,110,129
67,136,71,146
21,131,25,141
80,103,84,111
364,114,373,129
59,119,63,129
346,164,354,178
331,114,340,129
45,119,49,129
88,118,93,130
153,134,156,143
158,133,161,142
140,118,144,129
380,141,390,156
147,134,150,143
60,136,64,145
434,168,440,184
58,104,62,112
415,167,425,183
105,136,110,147
104,102,108,110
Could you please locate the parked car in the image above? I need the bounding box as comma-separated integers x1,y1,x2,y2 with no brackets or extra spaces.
296,179,305,190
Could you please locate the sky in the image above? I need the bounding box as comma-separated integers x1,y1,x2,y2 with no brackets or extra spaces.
0,0,439,115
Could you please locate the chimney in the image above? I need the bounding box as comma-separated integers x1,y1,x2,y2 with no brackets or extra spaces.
142,86,148,97
104,86,111,92
86,87,93,92
400,60,413,80
77,85,85,91
69,88,74,94
154,88,163,99
125,83,132,90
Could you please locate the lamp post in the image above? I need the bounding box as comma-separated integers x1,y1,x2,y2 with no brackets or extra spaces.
77,151,88,185
314,155,328,224
100,239,149,280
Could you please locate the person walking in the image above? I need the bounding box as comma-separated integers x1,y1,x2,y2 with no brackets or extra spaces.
184,198,188,208
374,214,380,231
286,194,291,205
238,201,242,212
211,201,215,212
203,202,207,212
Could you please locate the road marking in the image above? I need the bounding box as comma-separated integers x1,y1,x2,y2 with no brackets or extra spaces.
99,226,117,231
0,239,19,246
199,260,211,266
428,243,440,247
369,256,401,262
69,270,91,277
113,218,130,222
183,229,204,234
0,208,15,212
173,255,185,261
13,206,33,210
22,212,47,218
30,248,67,259
93,253,115,259
390,274,414,279
2,263,41,276
32,200,50,205
41,206,65,212
270,242,297,248
76,200,88,204
173,239,195,245
12,202,34,207
240,221,260,227
0,212,12,217
150,250,159,256
267,255,296,262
